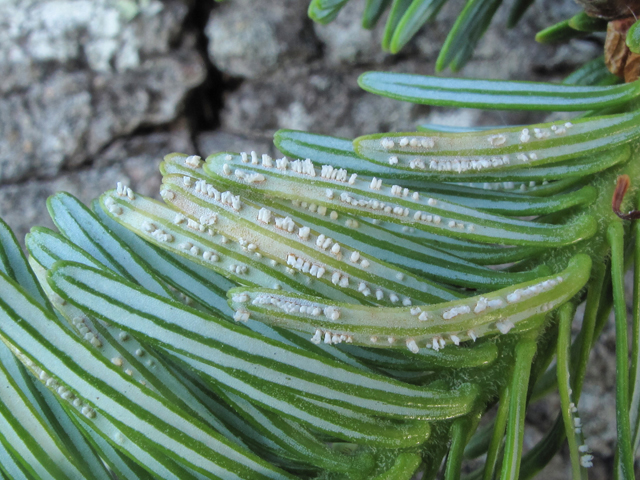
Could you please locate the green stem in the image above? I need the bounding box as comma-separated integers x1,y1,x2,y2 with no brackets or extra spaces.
607,221,635,480
445,417,470,480
500,340,537,480
557,303,588,480
483,386,510,480
630,193,640,456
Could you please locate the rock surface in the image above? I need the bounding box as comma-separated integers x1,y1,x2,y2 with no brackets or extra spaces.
214,0,600,141
0,0,205,184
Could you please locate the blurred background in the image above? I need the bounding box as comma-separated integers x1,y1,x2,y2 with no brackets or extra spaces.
0,0,621,477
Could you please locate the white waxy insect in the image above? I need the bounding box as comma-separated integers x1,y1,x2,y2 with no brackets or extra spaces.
111,357,124,367
298,226,311,241
276,157,289,170
324,306,340,321
163,190,175,200
496,320,514,334
488,134,506,146
262,154,273,167
443,305,471,320
410,159,426,170
474,298,488,313
350,251,360,263
234,310,250,322
506,291,521,303
233,293,249,303
257,208,272,224
142,221,156,232
406,339,419,353
580,455,593,468
381,138,394,149
108,205,122,215
185,155,202,168
345,219,359,229
450,335,460,346
421,138,435,148
203,251,219,262
81,406,96,419
388,156,399,165
275,216,296,233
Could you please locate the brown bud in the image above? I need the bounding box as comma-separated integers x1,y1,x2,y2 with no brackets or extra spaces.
605,18,638,79
624,53,640,82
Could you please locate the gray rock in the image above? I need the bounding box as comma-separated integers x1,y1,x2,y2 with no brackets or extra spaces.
206,0,319,79
0,72,92,181
0,0,205,184
216,0,601,141
220,64,422,139
312,0,389,66
0,129,191,244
